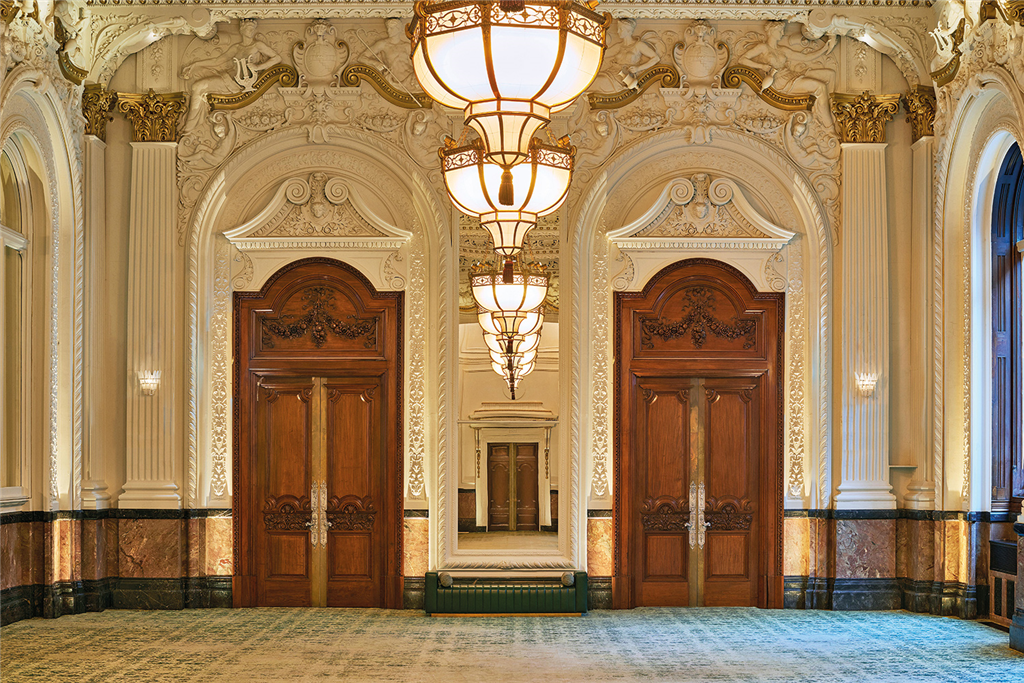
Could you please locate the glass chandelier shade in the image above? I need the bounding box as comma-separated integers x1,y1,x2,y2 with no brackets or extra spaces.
470,270,548,317
442,136,574,254
483,330,541,355
409,0,609,168
477,306,544,338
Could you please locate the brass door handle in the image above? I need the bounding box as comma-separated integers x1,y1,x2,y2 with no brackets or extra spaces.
697,481,708,549
685,481,697,550
310,483,321,547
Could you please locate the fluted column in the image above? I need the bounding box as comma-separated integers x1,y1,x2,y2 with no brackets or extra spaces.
81,85,118,510
903,87,937,510
832,92,900,510
117,91,187,508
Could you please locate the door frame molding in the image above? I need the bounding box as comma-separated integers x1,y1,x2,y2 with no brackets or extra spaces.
612,258,784,609
232,257,404,608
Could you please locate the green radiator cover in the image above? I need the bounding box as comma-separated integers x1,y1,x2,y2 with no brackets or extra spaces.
424,572,588,614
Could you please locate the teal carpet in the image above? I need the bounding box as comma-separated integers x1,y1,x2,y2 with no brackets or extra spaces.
1,608,1020,682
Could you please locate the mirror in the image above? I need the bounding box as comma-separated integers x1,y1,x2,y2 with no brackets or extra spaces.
456,215,561,553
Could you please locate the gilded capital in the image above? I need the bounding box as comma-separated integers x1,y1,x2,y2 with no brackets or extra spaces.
1005,0,1024,24
829,92,902,144
902,86,936,142
0,0,19,23
82,84,119,141
116,90,187,143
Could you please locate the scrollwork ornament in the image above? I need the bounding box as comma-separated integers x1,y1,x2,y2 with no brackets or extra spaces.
82,84,118,141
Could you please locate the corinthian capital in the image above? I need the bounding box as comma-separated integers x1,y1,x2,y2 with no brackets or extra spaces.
116,89,187,143
829,92,902,144
82,84,119,142
902,86,936,142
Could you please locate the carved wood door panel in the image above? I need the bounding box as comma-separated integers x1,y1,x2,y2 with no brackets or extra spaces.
615,259,783,609
235,258,402,609
487,443,539,531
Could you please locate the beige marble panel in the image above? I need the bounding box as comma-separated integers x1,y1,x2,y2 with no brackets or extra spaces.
784,517,810,576
206,517,233,576
187,518,205,576
942,519,967,583
835,519,895,580
119,519,184,578
403,518,428,577
587,517,613,577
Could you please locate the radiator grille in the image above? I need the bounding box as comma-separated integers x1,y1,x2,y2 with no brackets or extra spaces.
424,572,588,614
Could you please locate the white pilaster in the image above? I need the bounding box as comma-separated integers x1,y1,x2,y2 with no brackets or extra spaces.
81,134,111,510
120,141,181,509
904,136,937,510
835,142,897,509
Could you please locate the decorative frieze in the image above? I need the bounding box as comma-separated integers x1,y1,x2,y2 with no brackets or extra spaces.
903,86,936,142
82,84,118,141
830,92,902,144
117,90,187,142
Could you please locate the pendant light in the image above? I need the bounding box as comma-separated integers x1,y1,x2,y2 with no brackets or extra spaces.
470,268,548,320
442,136,573,271
410,0,609,200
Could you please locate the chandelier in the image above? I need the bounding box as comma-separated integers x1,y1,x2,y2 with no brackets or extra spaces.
442,135,573,270
410,0,609,174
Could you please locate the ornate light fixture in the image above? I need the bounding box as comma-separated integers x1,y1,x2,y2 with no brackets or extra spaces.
471,268,549,321
410,0,609,197
442,135,573,268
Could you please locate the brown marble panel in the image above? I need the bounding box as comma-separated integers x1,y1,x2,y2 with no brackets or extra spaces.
1,522,25,590
403,518,428,577
895,518,907,579
119,519,184,579
104,518,119,577
28,522,44,586
835,519,895,580
457,491,475,521
587,517,613,577
206,517,233,576
783,517,810,576
187,518,205,577
81,519,106,581
809,518,832,578
904,518,935,582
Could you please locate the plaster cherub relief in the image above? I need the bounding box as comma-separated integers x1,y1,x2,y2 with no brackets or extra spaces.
180,19,282,133
735,21,837,126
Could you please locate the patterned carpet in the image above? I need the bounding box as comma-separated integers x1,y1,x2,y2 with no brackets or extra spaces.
1,608,1021,682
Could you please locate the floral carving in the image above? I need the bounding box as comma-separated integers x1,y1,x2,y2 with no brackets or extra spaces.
829,92,901,143
640,287,757,350
260,286,377,349
326,495,377,531
640,497,690,531
263,494,312,531
705,496,754,530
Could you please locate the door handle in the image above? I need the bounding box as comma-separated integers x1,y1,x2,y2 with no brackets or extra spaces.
697,481,709,549
309,483,320,547
317,481,328,546
684,481,697,549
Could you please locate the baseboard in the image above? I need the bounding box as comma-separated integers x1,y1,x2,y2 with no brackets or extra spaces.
784,576,979,616
783,576,832,609
900,578,978,619
1011,611,1024,653
588,578,612,610
404,577,425,610
831,578,901,611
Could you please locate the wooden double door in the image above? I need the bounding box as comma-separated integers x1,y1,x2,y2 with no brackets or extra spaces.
234,259,402,608
615,259,783,609
487,443,539,531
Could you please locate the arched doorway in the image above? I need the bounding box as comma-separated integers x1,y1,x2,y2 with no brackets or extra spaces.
232,258,403,608
991,143,1024,514
613,259,783,608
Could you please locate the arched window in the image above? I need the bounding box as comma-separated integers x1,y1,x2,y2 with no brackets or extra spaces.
0,146,30,509
992,142,1024,514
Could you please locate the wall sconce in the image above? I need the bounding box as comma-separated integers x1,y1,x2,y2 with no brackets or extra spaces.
138,371,161,396
855,372,878,397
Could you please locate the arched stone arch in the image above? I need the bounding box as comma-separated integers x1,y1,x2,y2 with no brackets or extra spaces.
569,128,835,556
936,79,1024,512
0,67,84,512
184,126,453,564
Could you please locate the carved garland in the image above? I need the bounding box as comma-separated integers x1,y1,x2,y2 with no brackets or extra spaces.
640,286,757,350
259,286,378,349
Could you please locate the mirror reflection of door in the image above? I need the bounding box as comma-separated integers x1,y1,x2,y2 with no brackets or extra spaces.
487,443,539,531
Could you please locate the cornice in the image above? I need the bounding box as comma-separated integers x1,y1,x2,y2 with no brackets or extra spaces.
83,0,931,6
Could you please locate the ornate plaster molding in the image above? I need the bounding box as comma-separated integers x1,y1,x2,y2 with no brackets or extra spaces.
82,84,118,140
117,89,188,142
829,92,901,143
903,85,936,142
